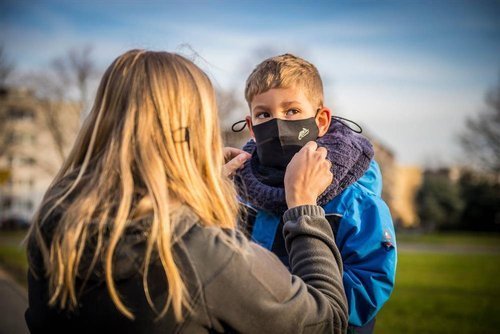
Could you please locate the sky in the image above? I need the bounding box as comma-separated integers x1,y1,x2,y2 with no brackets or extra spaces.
1,0,499,167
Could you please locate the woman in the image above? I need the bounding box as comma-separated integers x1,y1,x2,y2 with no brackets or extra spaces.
25,50,348,333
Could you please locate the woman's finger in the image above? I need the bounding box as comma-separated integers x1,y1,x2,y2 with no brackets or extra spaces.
223,147,247,163
223,152,251,177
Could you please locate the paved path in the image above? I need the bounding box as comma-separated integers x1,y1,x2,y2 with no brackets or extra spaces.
0,267,28,334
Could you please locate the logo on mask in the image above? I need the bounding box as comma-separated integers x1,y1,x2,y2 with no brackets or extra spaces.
298,128,310,140
251,117,319,169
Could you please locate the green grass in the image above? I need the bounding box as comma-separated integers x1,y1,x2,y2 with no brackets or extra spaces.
395,231,500,247
376,252,500,333
0,230,29,286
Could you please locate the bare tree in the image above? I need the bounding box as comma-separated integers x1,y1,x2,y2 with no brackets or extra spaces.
216,88,249,148
460,78,500,173
0,46,14,157
0,45,14,86
0,109,10,158
25,46,97,163
238,46,284,81
217,88,244,125
53,46,96,117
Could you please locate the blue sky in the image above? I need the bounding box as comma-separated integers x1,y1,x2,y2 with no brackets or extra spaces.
2,0,499,166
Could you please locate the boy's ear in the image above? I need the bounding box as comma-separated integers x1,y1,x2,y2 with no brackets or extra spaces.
316,107,332,137
245,116,255,139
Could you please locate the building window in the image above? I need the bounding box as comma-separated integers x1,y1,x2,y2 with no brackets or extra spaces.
22,133,33,145
20,157,36,166
5,132,17,145
7,107,35,121
2,197,12,210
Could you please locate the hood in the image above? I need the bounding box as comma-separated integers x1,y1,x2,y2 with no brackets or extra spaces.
71,208,197,282
356,159,383,197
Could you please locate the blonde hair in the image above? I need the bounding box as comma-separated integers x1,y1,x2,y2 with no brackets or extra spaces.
245,53,324,107
27,50,239,321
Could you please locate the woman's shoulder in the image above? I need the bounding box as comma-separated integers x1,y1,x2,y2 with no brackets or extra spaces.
177,216,248,282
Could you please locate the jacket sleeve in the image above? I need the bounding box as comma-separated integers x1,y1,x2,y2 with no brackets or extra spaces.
337,197,397,326
197,205,348,333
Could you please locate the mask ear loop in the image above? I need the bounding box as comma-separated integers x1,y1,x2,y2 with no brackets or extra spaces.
232,113,363,133
231,120,247,132
332,116,363,133
315,108,363,134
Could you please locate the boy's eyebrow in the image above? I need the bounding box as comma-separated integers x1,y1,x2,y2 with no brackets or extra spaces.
251,104,271,113
251,101,303,113
280,101,302,108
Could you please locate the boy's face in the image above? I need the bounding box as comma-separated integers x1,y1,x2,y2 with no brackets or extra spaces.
246,86,331,138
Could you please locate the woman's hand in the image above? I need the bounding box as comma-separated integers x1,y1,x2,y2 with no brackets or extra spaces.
222,147,251,177
284,141,333,209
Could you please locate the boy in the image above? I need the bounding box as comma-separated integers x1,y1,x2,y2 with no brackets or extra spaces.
233,54,397,333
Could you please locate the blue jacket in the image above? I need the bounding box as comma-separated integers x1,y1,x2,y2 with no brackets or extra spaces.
249,160,397,327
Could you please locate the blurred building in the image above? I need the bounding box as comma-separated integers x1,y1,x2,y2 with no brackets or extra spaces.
0,86,79,221
391,165,423,227
425,166,500,185
424,166,462,183
371,138,397,206
371,134,426,228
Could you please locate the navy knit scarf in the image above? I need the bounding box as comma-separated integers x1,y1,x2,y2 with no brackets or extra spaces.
235,120,375,214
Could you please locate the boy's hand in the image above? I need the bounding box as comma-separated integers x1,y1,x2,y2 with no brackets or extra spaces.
223,147,251,177
284,141,332,209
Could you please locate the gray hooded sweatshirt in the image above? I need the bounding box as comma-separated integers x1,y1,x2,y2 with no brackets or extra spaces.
26,205,348,333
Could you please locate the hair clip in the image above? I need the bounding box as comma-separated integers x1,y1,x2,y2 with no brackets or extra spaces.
173,127,190,149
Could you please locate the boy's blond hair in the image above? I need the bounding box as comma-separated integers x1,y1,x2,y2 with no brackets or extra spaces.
245,53,324,108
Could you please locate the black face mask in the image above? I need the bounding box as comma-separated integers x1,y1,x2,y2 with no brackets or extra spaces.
251,117,319,169
231,114,363,170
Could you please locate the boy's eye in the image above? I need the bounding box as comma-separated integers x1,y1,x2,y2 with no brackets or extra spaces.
285,109,300,116
256,112,271,119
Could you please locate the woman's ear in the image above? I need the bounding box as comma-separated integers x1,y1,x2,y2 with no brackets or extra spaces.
245,116,255,139
316,107,332,137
